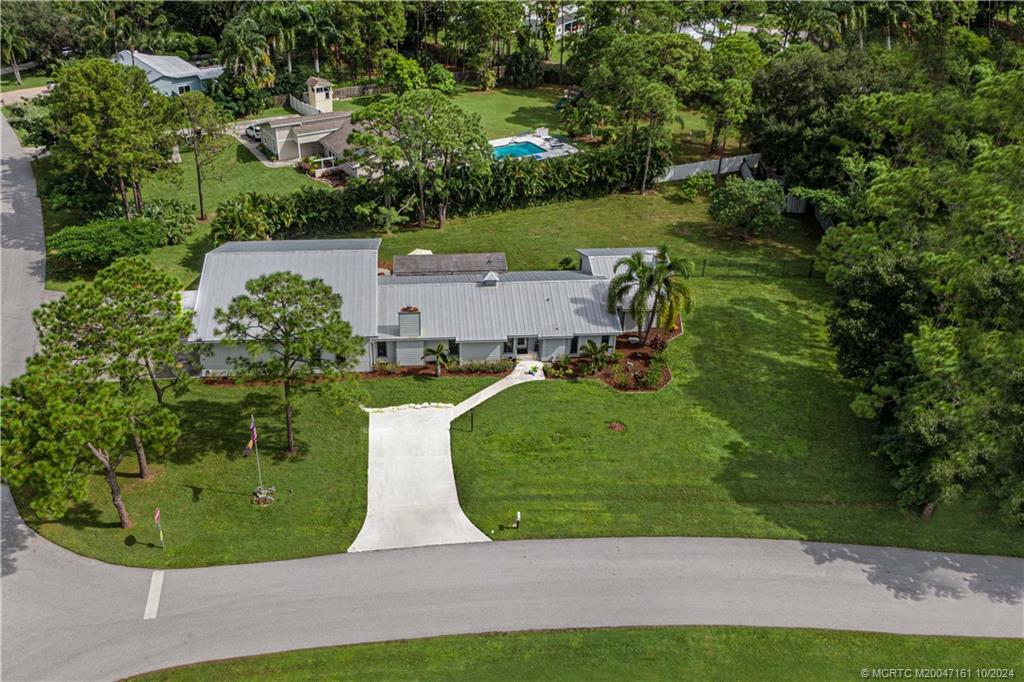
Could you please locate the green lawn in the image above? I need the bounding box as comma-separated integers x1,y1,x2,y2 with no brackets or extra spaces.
0,67,50,92
42,139,318,291
14,376,497,569
334,85,565,138
132,627,1024,681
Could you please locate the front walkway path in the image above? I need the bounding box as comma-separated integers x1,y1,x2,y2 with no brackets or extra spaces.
349,361,544,552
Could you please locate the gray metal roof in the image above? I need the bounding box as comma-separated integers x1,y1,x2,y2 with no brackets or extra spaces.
113,50,223,82
578,247,657,278
376,274,621,341
393,252,508,276
191,240,380,342
265,110,353,130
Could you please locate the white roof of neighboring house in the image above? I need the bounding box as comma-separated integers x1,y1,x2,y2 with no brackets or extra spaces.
190,239,381,342
112,50,224,83
577,247,657,278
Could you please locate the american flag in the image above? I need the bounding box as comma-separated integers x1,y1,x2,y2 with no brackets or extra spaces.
243,415,258,456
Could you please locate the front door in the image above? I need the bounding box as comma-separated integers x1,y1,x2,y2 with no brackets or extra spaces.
515,337,532,354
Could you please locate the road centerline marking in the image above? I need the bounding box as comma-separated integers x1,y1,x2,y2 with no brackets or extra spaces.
143,570,164,620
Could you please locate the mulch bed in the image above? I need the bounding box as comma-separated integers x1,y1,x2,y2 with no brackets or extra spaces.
547,325,681,392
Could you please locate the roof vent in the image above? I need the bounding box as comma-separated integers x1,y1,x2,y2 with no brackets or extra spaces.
482,271,500,287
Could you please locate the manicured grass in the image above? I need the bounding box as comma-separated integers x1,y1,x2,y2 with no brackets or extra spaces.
15,376,496,568
0,67,50,92
131,627,1024,681
333,86,565,138
373,183,818,269
451,275,1023,557
42,139,318,291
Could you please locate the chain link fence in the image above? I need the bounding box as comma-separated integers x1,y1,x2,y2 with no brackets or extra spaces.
694,257,824,279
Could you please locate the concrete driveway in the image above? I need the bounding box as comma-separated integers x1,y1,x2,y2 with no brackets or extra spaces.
349,361,544,552
1,114,45,385
3,485,1021,681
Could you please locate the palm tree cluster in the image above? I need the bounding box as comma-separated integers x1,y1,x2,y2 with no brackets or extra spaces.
607,246,695,345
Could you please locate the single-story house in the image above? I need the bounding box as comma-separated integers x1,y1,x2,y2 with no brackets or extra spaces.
112,50,223,96
186,239,657,374
260,110,362,175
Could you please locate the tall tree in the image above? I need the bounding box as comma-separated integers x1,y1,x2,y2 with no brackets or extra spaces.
47,58,175,219
218,15,273,85
33,258,190,479
0,22,29,86
2,356,138,529
304,2,341,74
215,272,365,454
351,89,490,228
175,91,232,220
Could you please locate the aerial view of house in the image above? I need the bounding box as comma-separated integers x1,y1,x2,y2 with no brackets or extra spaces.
1,1,1021,681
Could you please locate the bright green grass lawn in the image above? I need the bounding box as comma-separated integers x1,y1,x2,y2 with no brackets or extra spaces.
0,67,50,92
131,627,1024,681
372,183,818,269
333,86,565,138
42,139,318,291
15,376,497,568
451,275,1023,557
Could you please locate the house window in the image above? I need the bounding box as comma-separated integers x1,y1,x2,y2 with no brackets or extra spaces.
448,339,459,357
601,336,611,346
376,342,388,358
570,336,579,354
177,84,191,94
503,339,513,354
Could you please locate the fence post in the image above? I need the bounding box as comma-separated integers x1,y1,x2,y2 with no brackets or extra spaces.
781,260,787,277
701,258,707,277
808,260,814,278
754,261,760,276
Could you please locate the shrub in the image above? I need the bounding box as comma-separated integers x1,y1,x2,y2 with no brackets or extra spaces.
648,336,668,353
140,199,197,245
709,176,785,239
381,51,426,94
505,29,544,88
677,172,715,201
452,359,515,374
373,361,401,374
426,64,457,95
208,72,270,118
197,36,218,57
639,356,667,388
48,218,164,268
477,67,496,91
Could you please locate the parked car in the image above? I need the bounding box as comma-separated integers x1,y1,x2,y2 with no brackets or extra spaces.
245,124,261,140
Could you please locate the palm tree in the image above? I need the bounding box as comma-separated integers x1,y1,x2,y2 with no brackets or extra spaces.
578,340,612,374
219,16,272,85
0,23,29,86
305,3,341,74
607,246,695,344
253,1,307,74
422,343,453,377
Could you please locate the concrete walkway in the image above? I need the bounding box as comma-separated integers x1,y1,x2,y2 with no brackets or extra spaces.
3,485,1021,681
1,114,45,385
232,132,298,169
349,361,545,552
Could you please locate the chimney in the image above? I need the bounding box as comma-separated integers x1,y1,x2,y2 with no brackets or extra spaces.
482,271,499,287
398,306,420,337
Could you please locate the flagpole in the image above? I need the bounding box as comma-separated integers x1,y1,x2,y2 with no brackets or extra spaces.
252,413,264,490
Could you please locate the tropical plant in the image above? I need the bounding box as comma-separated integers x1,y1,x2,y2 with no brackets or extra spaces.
0,21,29,85
305,3,341,74
578,340,612,374
607,246,694,344
218,15,273,87
422,343,453,377
506,28,544,89
425,63,457,95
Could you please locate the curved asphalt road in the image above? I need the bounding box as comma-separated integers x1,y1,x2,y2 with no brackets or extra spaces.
1,115,45,385
2,487,1021,681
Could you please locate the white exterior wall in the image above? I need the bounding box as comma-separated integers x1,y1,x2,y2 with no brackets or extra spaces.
459,341,503,363
539,337,570,361
395,340,426,366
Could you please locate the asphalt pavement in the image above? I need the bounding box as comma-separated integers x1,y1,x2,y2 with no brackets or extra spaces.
1,114,45,385
2,486,1021,681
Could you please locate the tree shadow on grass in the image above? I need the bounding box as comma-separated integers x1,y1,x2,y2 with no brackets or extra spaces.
503,105,561,134
170,391,309,465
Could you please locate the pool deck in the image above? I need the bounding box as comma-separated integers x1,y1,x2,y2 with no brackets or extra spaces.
490,130,579,161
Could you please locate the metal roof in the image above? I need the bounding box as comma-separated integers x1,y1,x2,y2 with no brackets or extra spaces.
191,240,380,342
376,273,621,341
113,51,223,82
392,252,508,276
578,247,657,279
265,110,353,130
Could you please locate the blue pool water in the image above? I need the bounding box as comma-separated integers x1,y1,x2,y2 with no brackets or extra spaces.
493,141,545,159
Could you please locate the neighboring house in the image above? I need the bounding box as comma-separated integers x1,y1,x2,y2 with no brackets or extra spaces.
112,50,223,96
260,110,362,175
528,4,584,40
186,240,656,374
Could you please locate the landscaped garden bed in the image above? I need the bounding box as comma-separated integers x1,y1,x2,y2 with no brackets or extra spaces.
545,330,679,392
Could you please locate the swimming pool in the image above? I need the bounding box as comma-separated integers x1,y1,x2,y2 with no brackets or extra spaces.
493,140,546,159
